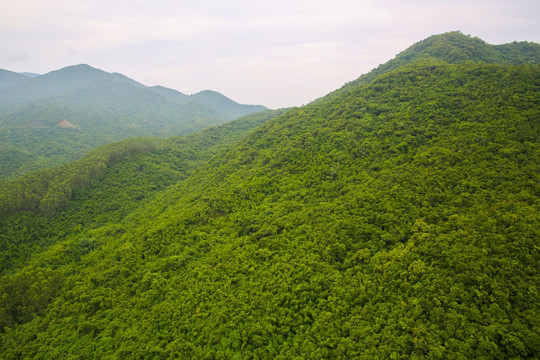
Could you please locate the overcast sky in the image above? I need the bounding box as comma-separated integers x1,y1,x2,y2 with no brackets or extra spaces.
1,0,538,108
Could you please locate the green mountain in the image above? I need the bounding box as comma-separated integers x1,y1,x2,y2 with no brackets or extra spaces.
0,64,138,111
366,31,538,79
148,85,190,105
0,32,539,359
320,31,540,103
0,64,268,179
190,90,268,120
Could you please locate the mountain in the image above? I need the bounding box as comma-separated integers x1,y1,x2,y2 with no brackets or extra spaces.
190,90,268,120
0,64,267,118
320,31,540,103
148,85,190,105
0,69,28,90
0,33,539,359
20,72,40,78
0,64,139,111
364,31,539,80
0,64,268,178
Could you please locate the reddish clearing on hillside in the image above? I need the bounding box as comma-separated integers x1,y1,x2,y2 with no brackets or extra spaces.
59,119,77,128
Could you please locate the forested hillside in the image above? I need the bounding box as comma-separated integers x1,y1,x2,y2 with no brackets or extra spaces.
0,33,539,359
0,64,267,179
0,109,283,272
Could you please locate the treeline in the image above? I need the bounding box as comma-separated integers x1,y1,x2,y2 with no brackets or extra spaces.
0,137,165,217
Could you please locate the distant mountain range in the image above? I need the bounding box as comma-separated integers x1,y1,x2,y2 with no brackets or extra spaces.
0,64,267,178
0,64,266,121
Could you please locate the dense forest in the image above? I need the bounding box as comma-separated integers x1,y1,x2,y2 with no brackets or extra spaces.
0,32,539,359
0,109,284,271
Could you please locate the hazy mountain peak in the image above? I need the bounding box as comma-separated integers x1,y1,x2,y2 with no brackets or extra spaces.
150,85,188,96
0,69,29,90
148,85,190,104
190,90,268,119
38,64,143,88
193,89,221,96
38,64,113,83
65,63,95,69
20,72,40,78
49,63,104,75
191,89,233,103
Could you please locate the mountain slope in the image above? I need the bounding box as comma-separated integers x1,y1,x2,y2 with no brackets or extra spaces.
0,70,28,90
148,85,190,105
117,62,540,358
0,51,538,360
19,72,40,78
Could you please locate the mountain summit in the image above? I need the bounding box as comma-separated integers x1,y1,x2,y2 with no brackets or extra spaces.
333,31,540,94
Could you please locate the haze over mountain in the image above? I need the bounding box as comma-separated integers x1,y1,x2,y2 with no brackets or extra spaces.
0,64,267,178
0,70,29,90
19,72,40,79
0,32,539,359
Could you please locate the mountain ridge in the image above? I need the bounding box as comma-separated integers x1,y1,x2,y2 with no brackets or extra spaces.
0,69,29,90
362,31,540,81
0,63,267,115
316,31,540,104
